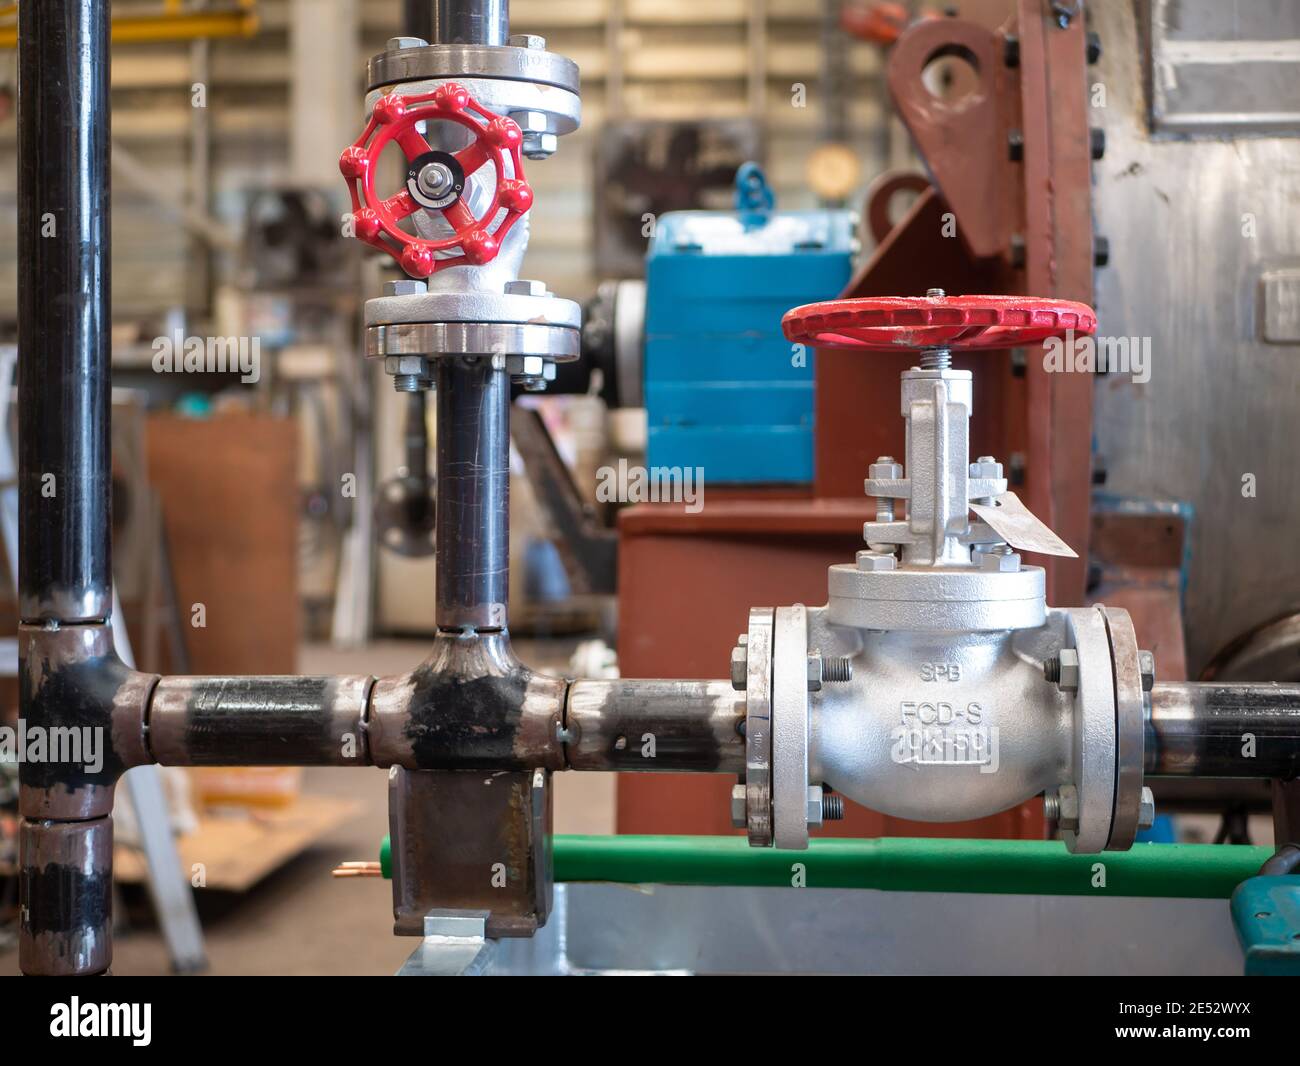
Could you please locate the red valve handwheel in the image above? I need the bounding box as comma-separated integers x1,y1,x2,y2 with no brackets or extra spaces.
339,82,533,278
782,295,1096,352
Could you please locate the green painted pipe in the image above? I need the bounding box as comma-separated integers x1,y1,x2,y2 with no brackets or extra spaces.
378,834,1269,899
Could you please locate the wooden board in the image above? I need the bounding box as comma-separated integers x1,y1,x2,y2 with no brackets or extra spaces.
114,795,358,893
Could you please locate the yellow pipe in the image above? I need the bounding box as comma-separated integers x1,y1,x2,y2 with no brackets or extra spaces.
0,7,259,48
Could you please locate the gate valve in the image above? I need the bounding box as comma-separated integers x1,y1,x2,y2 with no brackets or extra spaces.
782,290,1096,365
339,81,533,278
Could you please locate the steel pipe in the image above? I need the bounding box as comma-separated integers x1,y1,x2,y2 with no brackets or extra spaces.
148,675,375,766
565,679,745,772
431,0,508,46
1147,682,1300,779
435,359,510,630
18,0,112,623
19,818,113,975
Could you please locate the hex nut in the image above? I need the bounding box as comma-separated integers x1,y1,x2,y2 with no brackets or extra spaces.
385,279,428,296
1056,784,1080,831
730,783,747,828
979,549,1021,572
869,458,903,480
730,645,748,690
387,36,427,51
509,34,546,50
857,549,897,572
1138,650,1155,692
969,456,1003,480
1137,785,1156,830
1056,648,1081,693
523,132,559,159
806,785,825,828
806,653,823,692
504,279,549,297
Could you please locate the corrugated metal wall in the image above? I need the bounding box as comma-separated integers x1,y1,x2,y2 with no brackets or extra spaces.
0,0,889,319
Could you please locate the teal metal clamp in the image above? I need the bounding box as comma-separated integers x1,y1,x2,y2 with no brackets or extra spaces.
1231,875,1300,975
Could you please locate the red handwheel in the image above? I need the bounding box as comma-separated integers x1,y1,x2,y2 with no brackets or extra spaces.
782,293,1096,352
339,82,533,278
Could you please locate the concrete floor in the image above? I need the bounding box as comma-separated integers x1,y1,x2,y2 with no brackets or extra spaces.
0,638,617,976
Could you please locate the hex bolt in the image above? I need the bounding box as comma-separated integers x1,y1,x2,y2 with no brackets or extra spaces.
505,278,549,297
1137,786,1156,830
857,549,897,572
1044,648,1080,692
730,642,748,690
385,279,428,297
730,783,747,829
1055,784,1080,831
1138,650,1156,692
509,33,546,50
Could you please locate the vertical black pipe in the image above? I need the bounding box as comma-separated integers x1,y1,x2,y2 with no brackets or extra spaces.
16,0,115,975
432,0,509,45
17,0,112,624
404,0,434,41
435,360,510,630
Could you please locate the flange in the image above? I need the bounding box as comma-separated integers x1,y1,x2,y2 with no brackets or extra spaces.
744,607,775,848
367,43,582,96
1060,606,1117,854
1100,605,1146,851
772,605,810,850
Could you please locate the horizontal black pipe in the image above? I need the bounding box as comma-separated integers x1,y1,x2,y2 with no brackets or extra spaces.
1147,682,1300,779
17,0,112,623
565,678,745,773
149,675,375,766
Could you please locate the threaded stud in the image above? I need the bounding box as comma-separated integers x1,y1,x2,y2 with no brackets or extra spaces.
822,794,845,820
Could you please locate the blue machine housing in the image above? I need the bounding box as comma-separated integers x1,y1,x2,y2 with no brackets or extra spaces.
643,164,856,485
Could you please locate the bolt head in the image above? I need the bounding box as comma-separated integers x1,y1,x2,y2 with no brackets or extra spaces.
387,36,427,51
1137,786,1156,830
730,645,748,690
385,355,427,378
385,279,428,297
510,110,550,134
730,784,747,828
509,33,546,50
1138,650,1155,692
505,279,549,297
1057,648,1081,693
857,549,897,571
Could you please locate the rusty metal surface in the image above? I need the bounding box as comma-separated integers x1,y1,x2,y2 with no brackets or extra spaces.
17,623,156,820
887,17,1013,259
19,816,113,975
368,630,565,771
148,674,374,767
389,766,552,938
